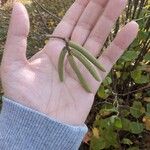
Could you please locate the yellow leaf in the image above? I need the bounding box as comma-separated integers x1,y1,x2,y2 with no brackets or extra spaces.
143,116,150,131
58,10,65,17
92,127,100,139
83,131,92,144
45,40,49,44
100,110,111,117
144,97,150,102
141,107,146,113
116,71,121,78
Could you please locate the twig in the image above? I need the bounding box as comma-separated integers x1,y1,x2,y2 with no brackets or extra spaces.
47,35,68,43
134,14,150,22
95,100,146,112
33,1,51,33
32,0,61,22
132,33,150,70
144,130,150,135
132,0,139,19
136,0,145,18
117,84,150,96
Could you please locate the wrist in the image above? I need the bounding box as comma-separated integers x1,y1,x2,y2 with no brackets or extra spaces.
0,96,88,149
2,95,88,126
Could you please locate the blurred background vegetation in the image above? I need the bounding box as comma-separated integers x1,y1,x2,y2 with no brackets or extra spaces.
0,0,150,149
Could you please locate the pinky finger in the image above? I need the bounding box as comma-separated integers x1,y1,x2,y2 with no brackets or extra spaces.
98,21,139,78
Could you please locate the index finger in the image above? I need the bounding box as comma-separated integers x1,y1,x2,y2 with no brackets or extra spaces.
43,0,89,66
50,0,89,39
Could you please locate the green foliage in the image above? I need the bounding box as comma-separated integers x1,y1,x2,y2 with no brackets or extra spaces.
121,51,140,62
90,137,106,150
98,86,110,99
131,70,150,84
90,0,150,149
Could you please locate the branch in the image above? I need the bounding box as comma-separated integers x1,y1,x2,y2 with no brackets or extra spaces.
117,83,150,96
134,14,150,22
33,1,51,33
32,0,61,22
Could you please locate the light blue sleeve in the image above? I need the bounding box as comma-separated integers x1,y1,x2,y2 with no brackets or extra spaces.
0,97,88,150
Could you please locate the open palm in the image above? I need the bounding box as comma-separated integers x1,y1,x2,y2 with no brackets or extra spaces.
1,0,138,125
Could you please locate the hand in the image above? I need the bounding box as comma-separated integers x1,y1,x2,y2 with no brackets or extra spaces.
0,0,138,125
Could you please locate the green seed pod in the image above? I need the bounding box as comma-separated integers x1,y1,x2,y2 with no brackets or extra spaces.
70,49,101,82
58,47,68,81
68,41,106,72
67,54,92,93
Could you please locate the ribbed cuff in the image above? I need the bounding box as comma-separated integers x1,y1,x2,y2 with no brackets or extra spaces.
0,97,88,150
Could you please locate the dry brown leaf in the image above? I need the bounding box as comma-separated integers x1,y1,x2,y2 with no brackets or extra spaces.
144,97,150,102
92,127,100,139
83,130,92,144
143,116,150,131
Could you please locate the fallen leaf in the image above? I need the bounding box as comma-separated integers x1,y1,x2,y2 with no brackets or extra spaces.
83,130,92,144
143,116,150,131
144,97,150,102
92,127,100,139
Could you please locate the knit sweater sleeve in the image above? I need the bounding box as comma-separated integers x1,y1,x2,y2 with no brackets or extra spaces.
0,97,88,150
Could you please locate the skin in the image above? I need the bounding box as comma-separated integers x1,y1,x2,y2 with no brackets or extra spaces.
0,0,139,125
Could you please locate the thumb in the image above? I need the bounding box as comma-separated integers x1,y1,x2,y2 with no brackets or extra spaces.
2,2,30,66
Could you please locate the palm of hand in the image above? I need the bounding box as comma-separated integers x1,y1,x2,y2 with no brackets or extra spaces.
3,47,95,125
1,1,138,125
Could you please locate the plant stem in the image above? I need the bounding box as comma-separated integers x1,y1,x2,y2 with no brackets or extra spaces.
32,0,62,22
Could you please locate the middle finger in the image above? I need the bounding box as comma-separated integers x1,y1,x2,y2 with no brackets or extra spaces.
71,0,108,45
84,0,127,56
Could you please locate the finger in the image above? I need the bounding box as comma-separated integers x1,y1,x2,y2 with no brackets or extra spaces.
98,21,139,79
71,0,108,45
84,0,127,56
43,0,89,66
52,0,89,38
2,2,29,65
68,21,139,94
